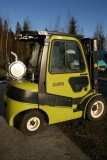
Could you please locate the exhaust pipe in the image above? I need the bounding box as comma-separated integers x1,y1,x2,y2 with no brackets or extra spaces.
11,51,18,61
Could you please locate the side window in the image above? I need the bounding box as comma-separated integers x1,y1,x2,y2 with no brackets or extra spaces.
49,40,85,73
65,41,85,72
49,41,65,73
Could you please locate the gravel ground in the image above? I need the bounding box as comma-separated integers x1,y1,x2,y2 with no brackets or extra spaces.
59,117,107,160
0,116,90,160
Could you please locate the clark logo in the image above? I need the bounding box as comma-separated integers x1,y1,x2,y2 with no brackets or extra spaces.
53,82,64,86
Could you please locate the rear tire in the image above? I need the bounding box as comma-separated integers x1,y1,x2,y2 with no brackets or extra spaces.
86,96,107,121
19,110,47,136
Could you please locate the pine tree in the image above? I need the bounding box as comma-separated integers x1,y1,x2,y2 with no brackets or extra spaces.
68,16,77,34
15,21,22,35
23,18,31,31
3,19,9,61
0,17,3,61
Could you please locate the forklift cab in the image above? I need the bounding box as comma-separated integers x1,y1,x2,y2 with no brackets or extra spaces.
13,31,91,97
17,31,92,99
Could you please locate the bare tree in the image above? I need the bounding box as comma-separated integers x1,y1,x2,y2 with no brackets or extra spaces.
106,35,107,50
77,25,84,35
54,16,61,32
94,23,106,50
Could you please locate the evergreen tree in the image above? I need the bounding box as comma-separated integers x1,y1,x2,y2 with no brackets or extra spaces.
0,17,3,35
15,21,22,35
23,18,31,31
0,17,3,61
3,19,8,32
8,28,15,54
68,16,77,34
3,19,9,61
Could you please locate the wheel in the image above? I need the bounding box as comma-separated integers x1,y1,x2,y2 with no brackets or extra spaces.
86,96,107,121
19,110,47,136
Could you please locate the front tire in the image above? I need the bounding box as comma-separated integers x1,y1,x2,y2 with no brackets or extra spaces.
86,96,107,121
19,110,47,136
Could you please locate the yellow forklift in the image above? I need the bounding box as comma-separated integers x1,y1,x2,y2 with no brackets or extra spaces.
5,31,107,135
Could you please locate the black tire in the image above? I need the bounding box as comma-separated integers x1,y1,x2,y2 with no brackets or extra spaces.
19,110,47,136
86,96,107,121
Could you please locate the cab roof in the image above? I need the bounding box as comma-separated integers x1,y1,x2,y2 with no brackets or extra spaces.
15,30,84,41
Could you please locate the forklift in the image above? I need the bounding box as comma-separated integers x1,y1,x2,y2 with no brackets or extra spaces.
5,31,107,135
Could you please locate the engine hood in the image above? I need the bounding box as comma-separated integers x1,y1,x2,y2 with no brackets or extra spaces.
9,80,38,92
6,80,38,104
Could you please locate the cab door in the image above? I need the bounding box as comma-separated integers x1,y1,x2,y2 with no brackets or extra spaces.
46,35,91,100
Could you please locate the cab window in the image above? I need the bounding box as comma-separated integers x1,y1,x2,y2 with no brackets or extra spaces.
49,40,85,73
